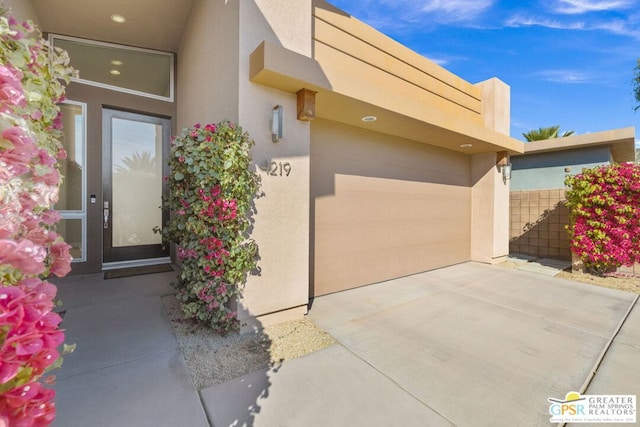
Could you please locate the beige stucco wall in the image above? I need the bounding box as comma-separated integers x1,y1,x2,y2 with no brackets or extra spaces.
235,0,312,321
311,119,472,296
179,0,313,322
312,1,482,127
177,0,240,125
2,0,39,24
469,78,511,263
476,78,511,135
470,153,510,263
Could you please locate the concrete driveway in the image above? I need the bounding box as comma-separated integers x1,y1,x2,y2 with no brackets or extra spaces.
52,262,639,426
201,262,639,427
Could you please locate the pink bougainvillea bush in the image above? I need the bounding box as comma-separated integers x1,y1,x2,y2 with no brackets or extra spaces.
0,6,76,426
565,163,640,274
159,121,260,334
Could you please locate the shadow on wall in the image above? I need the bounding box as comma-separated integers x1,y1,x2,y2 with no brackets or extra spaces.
509,189,571,261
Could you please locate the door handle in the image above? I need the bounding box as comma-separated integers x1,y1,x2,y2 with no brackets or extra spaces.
103,201,109,229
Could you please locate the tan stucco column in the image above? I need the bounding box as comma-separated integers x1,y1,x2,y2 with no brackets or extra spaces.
471,78,511,263
178,0,313,329
236,0,313,326
471,153,510,263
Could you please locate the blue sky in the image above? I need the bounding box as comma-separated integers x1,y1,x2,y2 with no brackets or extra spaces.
327,0,640,144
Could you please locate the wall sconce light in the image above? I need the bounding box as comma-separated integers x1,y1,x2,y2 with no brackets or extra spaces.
496,150,512,182
501,163,512,181
272,105,283,143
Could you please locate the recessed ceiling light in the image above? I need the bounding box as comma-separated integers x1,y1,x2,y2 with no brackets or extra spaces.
460,144,473,148
110,14,127,24
361,116,377,122
110,69,121,76
110,60,123,66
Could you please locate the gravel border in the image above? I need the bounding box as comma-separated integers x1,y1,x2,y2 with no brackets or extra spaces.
162,295,336,390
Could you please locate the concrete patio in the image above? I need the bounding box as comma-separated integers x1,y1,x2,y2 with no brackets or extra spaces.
52,262,639,426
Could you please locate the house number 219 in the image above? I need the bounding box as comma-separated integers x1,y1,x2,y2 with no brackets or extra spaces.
269,161,292,177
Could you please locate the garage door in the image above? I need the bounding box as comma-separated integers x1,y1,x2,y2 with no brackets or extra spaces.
311,120,472,296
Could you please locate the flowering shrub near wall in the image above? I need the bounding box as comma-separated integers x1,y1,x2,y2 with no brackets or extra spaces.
159,121,260,334
565,163,640,274
0,6,76,426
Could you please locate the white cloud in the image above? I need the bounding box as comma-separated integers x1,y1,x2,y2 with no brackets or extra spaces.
420,52,468,66
425,56,449,66
358,0,495,25
418,0,495,21
535,70,592,83
505,13,640,39
592,19,640,38
505,14,585,29
551,0,636,14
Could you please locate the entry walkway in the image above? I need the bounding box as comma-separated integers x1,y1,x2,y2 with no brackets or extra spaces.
52,262,639,426
51,269,209,427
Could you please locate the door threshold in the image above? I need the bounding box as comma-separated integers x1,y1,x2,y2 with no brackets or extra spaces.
102,257,172,271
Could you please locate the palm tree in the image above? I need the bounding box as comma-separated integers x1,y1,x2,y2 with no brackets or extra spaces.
114,151,157,175
522,125,575,142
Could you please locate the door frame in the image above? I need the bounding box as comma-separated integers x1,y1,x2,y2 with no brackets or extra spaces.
101,107,171,267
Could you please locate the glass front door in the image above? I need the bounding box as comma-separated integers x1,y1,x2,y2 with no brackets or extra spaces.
102,109,170,264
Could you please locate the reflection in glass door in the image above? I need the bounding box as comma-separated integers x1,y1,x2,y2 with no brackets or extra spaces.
102,109,170,264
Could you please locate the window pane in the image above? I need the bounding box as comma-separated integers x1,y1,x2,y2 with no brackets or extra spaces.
112,118,163,247
56,103,84,211
57,218,83,260
53,37,173,99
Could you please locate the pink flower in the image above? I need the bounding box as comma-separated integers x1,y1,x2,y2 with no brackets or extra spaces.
49,241,72,277
40,210,61,225
1,126,38,164
0,285,26,327
0,239,46,275
0,200,21,239
0,381,57,426
25,228,52,246
0,65,25,110
22,20,33,32
30,182,59,207
34,168,60,186
52,113,63,130
36,150,56,167
0,362,21,384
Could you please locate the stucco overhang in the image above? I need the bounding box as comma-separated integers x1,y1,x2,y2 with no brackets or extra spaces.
250,41,524,155
514,127,636,163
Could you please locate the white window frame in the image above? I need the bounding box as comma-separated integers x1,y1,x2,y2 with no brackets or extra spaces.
49,34,175,102
58,100,88,262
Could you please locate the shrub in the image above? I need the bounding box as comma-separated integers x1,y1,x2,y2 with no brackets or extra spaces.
0,8,76,426
565,163,640,274
159,121,260,334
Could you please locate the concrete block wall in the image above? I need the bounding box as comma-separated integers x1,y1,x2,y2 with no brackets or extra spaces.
509,189,571,260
